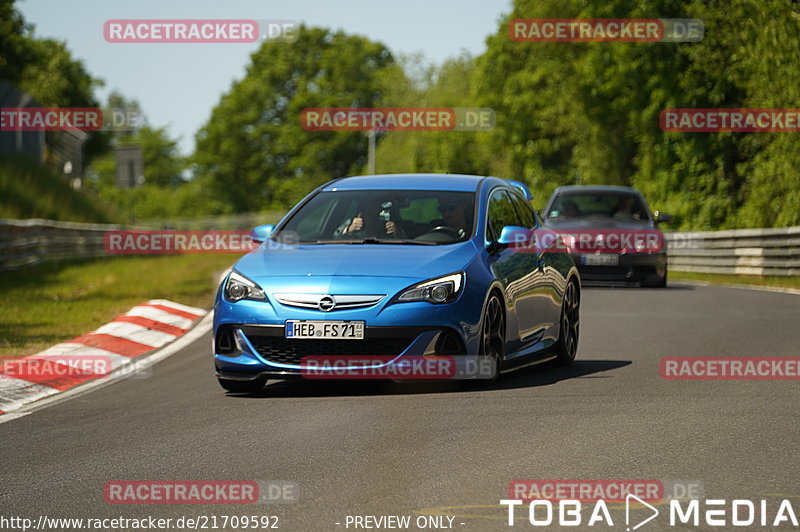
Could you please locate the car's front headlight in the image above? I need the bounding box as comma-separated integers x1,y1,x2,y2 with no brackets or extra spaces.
397,273,464,304
224,271,267,302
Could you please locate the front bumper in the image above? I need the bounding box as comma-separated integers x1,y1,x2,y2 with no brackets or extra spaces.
215,324,466,378
213,264,496,380
572,252,667,285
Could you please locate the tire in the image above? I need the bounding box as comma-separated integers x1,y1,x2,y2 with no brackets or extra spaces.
218,377,266,393
643,271,667,288
477,293,505,383
555,280,580,366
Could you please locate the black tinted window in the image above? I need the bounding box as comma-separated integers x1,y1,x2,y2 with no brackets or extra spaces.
509,191,536,228
279,189,475,244
487,189,521,241
546,192,649,221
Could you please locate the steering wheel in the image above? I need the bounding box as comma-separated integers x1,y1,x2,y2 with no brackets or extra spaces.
427,226,461,239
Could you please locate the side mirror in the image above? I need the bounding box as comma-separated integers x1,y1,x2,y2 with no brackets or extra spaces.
249,224,274,244
496,225,530,246
654,211,672,224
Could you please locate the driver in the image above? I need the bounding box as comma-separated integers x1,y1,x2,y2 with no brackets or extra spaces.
613,196,641,220
438,199,470,238
336,199,405,238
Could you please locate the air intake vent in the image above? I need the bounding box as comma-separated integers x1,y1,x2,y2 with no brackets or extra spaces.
216,326,235,355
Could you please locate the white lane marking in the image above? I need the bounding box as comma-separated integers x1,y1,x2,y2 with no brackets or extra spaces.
0,312,213,424
0,377,60,412
123,306,194,329
93,322,173,347
28,344,132,372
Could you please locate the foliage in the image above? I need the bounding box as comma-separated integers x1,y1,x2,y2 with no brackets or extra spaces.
0,155,123,223
5,0,800,229
193,26,395,212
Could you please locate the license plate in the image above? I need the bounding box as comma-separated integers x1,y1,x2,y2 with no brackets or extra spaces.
285,320,365,340
581,254,619,266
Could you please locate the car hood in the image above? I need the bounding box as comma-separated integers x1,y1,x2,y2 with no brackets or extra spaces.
544,217,658,230
234,241,478,283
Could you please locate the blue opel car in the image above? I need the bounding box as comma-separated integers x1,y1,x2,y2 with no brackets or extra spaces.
213,174,580,392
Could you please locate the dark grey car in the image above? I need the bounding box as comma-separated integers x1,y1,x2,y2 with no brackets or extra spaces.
542,185,670,287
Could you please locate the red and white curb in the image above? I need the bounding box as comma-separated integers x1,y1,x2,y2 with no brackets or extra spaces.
0,299,206,416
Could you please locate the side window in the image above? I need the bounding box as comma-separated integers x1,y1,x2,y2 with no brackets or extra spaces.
295,196,338,239
509,192,536,228
486,189,521,241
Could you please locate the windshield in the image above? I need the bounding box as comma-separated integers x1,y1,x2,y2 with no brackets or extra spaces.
277,189,476,244
546,192,650,221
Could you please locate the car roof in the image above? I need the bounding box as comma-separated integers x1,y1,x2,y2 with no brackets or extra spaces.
554,185,642,195
322,173,487,192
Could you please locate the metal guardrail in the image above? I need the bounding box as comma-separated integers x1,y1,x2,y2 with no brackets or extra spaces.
133,211,283,231
666,226,800,276
2,217,798,275
0,213,283,270
0,219,130,270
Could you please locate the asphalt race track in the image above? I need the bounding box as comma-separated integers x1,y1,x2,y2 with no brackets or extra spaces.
1,283,799,531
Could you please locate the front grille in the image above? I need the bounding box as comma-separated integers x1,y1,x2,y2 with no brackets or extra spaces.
273,293,385,311
246,335,414,366
578,265,632,279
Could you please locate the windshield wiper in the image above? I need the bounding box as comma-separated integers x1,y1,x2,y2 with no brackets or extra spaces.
369,238,438,245
314,238,437,245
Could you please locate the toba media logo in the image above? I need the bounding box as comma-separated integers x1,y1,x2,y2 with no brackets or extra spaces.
501,496,660,530
501,481,799,529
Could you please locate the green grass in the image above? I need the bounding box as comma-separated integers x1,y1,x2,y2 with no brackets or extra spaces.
0,155,124,223
0,254,236,358
670,271,800,290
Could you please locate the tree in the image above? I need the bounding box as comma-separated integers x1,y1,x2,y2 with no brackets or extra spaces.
86,92,192,219
1,0,109,163
369,52,495,176
0,0,33,82
193,25,395,212
474,0,800,227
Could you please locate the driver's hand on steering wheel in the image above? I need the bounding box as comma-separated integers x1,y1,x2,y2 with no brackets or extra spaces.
344,213,400,236
345,214,364,234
